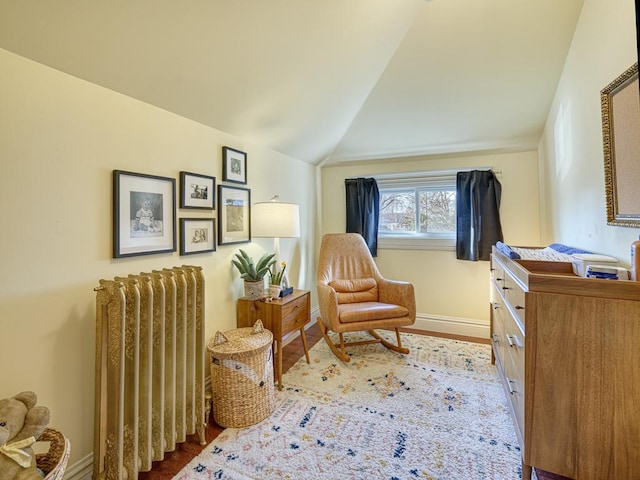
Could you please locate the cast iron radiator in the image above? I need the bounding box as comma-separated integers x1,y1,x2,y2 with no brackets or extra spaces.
93,266,208,480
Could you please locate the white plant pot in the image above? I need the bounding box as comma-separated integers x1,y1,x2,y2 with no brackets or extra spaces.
244,280,264,300
268,284,282,299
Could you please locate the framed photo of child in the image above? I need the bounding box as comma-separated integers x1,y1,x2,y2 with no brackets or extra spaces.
113,170,176,258
180,218,216,255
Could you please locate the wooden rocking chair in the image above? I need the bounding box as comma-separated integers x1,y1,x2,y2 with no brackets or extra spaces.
316,233,416,362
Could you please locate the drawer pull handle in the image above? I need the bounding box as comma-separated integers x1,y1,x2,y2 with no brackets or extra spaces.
515,305,524,310
506,334,515,347
502,286,510,290
496,277,503,281
506,378,516,395
492,303,499,310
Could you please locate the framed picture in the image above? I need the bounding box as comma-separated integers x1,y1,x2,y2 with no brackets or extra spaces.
222,146,247,184
180,218,216,255
601,62,640,227
180,171,215,209
218,185,251,245
113,170,176,258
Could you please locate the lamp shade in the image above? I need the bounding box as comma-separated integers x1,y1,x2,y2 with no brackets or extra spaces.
252,201,300,238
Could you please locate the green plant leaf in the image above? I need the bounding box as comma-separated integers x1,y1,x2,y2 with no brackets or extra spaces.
231,250,277,281
232,256,249,273
256,253,276,271
231,259,245,272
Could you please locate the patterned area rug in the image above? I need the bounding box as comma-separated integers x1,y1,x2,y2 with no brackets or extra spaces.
176,332,526,480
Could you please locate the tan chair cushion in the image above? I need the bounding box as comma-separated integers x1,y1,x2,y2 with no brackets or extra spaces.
338,302,409,323
329,278,379,304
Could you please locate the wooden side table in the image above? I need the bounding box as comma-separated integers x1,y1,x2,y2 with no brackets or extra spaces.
237,289,311,390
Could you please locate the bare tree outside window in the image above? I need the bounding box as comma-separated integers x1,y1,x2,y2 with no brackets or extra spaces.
380,188,456,235
420,190,456,233
380,191,415,232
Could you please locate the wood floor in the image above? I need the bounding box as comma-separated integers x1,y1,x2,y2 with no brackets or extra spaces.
138,324,568,480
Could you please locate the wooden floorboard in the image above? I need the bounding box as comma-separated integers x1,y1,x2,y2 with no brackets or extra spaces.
138,323,568,480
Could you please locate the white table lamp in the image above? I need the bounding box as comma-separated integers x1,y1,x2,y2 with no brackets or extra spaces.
252,195,300,286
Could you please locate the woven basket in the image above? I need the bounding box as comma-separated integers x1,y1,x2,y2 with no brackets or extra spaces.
36,428,71,480
207,320,274,428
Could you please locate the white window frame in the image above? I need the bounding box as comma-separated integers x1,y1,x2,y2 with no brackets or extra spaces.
374,168,491,251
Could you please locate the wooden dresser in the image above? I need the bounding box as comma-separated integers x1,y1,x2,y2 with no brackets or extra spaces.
490,246,640,480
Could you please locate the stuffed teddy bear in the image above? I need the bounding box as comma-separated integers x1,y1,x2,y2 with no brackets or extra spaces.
0,391,50,480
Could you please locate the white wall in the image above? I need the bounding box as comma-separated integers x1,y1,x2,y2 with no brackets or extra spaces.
320,150,540,334
0,48,317,468
539,0,639,263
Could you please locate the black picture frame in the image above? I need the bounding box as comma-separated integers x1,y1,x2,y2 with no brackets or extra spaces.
180,171,215,209
218,184,251,245
113,170,176,258
180,218,216,255
222,146,247,184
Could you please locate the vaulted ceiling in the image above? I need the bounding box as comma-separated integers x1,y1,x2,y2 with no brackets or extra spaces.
0,0,584,165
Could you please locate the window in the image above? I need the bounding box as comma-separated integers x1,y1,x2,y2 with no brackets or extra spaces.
379,189,456,234
375,170,458,250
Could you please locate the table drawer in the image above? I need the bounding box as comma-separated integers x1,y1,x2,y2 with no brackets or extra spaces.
281,295,309,333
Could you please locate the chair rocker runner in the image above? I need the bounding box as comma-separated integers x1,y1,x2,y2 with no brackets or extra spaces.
316,233,416,362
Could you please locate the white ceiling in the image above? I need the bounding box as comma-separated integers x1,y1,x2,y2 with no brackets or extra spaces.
0,0,584,166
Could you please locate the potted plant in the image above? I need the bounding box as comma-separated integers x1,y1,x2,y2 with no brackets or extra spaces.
232,249,276,300
268,261,287,298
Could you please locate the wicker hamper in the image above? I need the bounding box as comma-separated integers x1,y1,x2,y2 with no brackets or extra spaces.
37,428,71,480
207,320,275,428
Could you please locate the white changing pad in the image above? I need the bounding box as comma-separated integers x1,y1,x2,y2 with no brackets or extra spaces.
510,246,575,262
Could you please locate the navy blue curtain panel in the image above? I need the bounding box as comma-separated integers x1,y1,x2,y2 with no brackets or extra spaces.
456,170,503,261
345,178,380,256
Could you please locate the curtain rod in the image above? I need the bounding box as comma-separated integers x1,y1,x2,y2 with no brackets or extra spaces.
347,167,502,180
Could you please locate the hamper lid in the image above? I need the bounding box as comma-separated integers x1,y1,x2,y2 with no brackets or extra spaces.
207,320,272,357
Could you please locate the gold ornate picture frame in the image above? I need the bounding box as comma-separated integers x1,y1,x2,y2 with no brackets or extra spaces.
601,62,640,227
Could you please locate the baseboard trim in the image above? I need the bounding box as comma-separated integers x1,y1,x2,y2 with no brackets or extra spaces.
63,452,92,480
310,305,320,324
308,306,488,339
412,313,489,339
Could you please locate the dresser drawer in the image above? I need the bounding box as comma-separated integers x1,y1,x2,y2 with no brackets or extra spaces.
490,272,526,448
491,257,506,286
281,294,309,333
502,271,526,330
491,284,508,367
502,304,525,366
502,344,525,444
